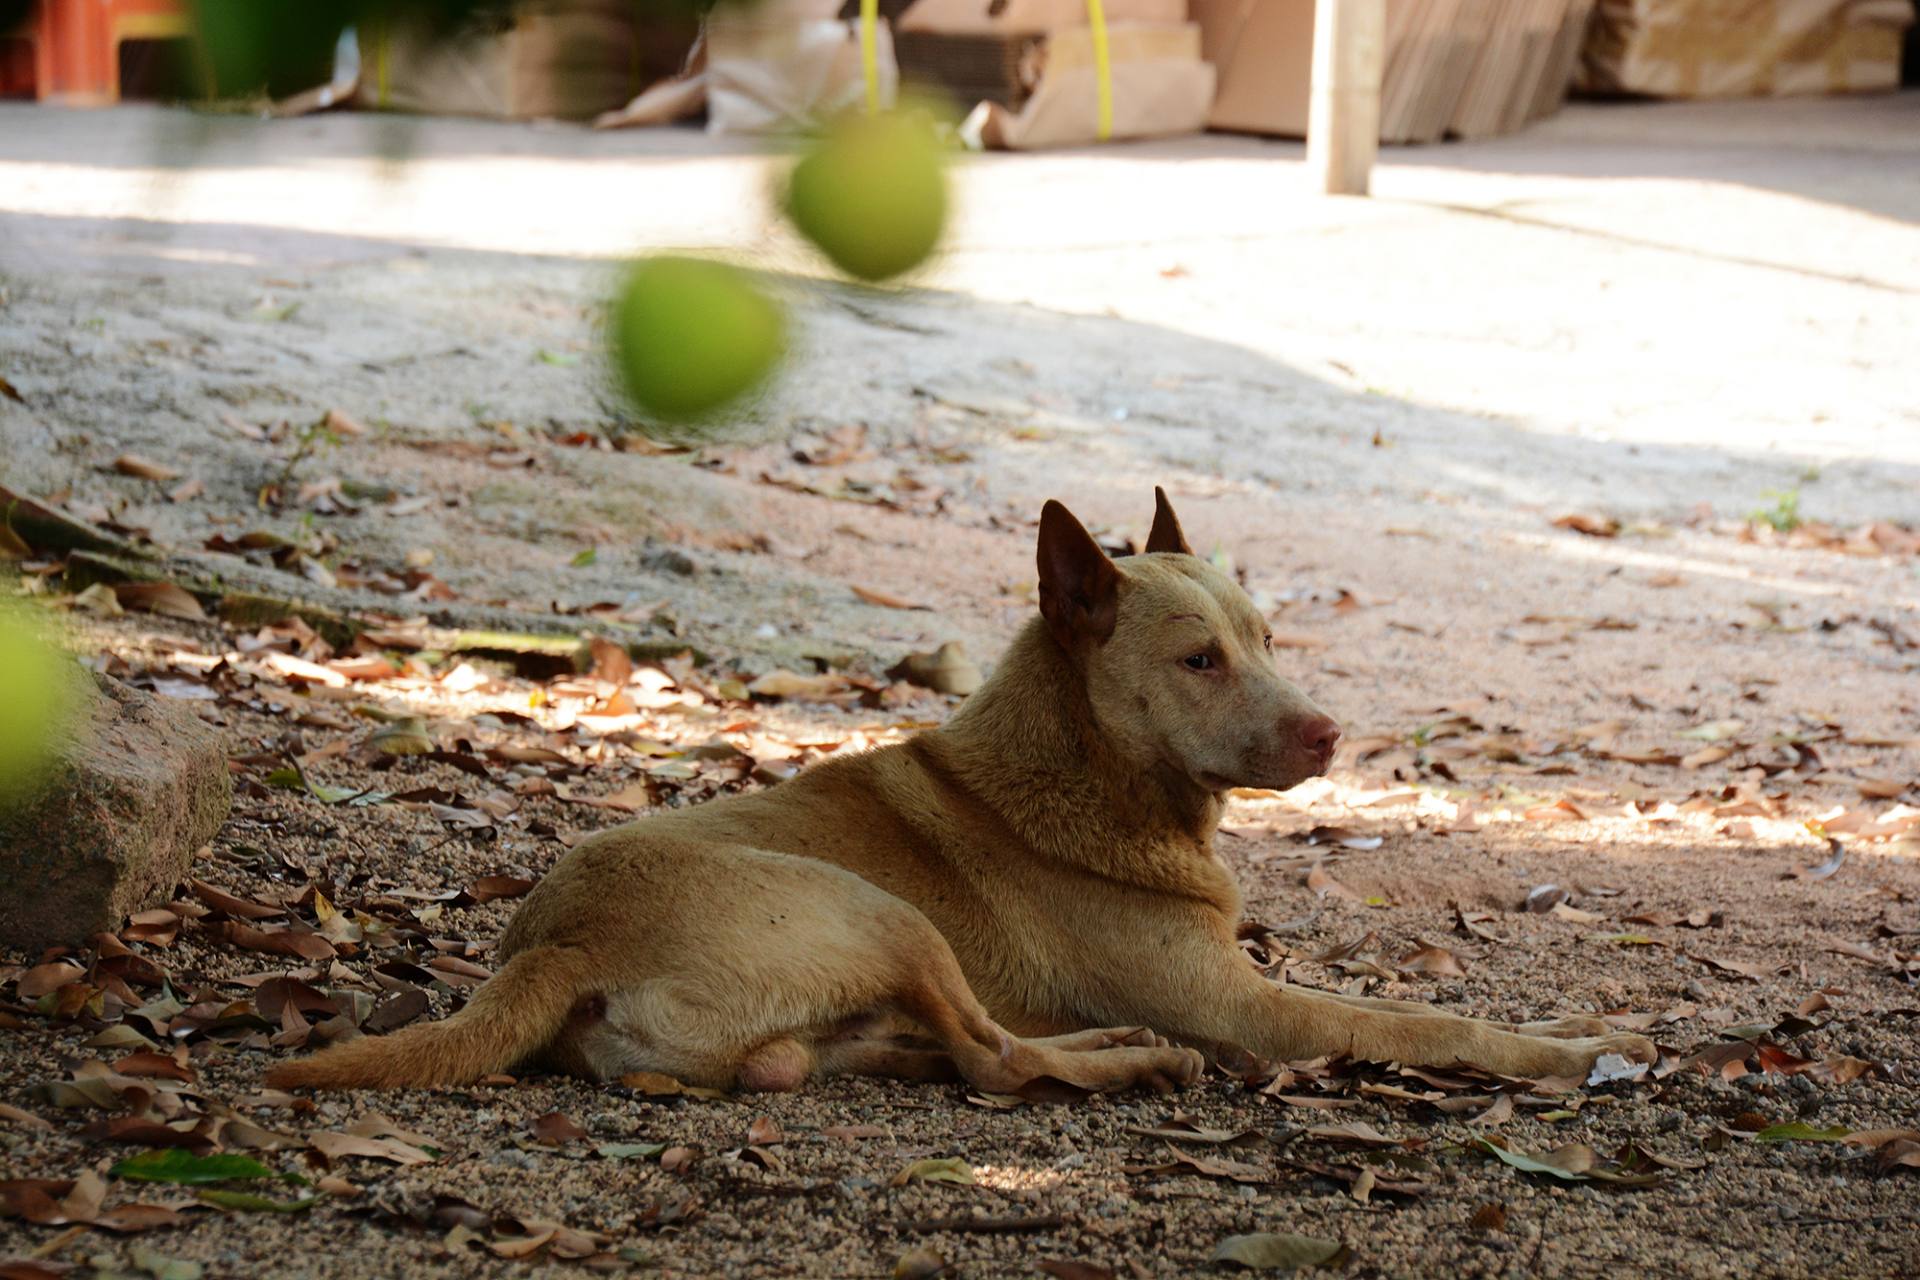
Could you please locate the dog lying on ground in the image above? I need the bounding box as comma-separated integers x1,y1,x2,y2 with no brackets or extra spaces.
268,490,1655,1096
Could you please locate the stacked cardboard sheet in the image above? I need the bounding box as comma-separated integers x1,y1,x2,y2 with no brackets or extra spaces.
1200,0,1595,142
1579,0,1912,99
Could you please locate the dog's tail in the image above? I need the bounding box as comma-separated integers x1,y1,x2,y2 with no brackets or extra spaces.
263,945,593,1090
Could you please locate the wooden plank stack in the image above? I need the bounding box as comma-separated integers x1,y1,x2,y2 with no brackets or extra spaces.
1380,0,1596,142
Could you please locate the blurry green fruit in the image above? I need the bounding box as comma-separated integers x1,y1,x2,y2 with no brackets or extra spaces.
608,256,786,424
785,112,948,283
0,608,76,804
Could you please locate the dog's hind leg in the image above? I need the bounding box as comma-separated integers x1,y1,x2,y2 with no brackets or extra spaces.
1028,1027,1177,1051
815,1040,965,1084
891,939,1202,1095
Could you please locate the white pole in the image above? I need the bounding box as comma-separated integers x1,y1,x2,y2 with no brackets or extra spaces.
1306,0,1386,196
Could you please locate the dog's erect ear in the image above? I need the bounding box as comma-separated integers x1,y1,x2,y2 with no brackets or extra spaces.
1145,486,1193,556
1037,500,1120,648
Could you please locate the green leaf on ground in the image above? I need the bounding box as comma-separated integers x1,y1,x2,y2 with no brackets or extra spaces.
263,766,364,805
1754,1123,1854,1143
889,1157,973,1187
112,1149,280,1185
197,1188,320,1213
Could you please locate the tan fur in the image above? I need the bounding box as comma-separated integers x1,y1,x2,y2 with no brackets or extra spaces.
267,491,1653,1095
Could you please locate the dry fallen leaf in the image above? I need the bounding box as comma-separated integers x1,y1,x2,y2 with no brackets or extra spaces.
887,642,982,695
470,875,536,903
891,1157,973,1187
308,1130,434,1165
853,584,932,611
529,1111,586,1145
1210,1232,1350,1271
111,583,207,622
1397,942,1467,977
893,1246,950,1280
1306,861,1362,902
1552,513,1619,538
113,454,182,482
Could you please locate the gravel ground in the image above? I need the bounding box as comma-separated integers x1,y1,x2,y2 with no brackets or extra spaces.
3,97,1919,1279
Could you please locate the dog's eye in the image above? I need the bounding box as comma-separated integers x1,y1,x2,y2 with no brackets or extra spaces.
1183,653,1213,671
1262,633,1273,652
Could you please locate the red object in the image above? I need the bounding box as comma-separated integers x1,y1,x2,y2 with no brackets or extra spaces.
13,0,194,103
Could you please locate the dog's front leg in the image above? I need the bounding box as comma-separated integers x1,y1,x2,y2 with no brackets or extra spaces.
1172,955,1654,1078
1281,987,1614,1040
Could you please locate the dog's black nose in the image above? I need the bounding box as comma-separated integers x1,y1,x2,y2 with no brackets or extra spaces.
1299,716,1341,763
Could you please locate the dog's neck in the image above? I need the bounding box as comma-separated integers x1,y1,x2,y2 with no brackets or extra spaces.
931,619,1228,892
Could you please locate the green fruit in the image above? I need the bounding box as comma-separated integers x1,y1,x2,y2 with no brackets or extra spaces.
608,256,786,424
0,608,76,804
785,112,948,283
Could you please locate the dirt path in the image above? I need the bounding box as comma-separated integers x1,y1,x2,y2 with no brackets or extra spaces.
2,98,1919,1278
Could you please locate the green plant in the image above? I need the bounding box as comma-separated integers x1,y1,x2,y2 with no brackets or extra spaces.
1752,488,1802,532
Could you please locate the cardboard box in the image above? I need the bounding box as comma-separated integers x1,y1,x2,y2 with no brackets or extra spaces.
1579,0,1913,98
1191,0,1315,136
898,0,1188,35
968,21,1215,148
1193,0,1596,142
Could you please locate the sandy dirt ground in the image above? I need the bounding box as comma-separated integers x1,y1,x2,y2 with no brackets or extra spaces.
2,94,1919,1279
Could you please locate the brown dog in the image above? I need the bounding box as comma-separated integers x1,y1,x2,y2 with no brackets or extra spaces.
268,490,1654,1096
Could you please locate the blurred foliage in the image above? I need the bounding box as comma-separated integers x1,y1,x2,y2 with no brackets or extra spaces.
184,1,717,99
609,256,786,424
0,602,78,807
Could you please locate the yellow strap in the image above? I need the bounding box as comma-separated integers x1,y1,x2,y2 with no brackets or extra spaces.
373,14,390,108
1085,0,1112,141
859,0,879,115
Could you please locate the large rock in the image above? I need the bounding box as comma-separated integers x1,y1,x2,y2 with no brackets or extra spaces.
0,673,230,950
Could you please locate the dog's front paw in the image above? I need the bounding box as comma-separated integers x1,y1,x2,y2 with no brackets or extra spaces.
1599,1031,1658,1064
1567,1032,1657,1073
1149,1046,1206,1091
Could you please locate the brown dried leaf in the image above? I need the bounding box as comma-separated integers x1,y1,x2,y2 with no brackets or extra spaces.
16,961,85,999
529,1111,586,1146
216,921,335,962
0,1103,54,1131
190,880,285,921
469,875,535,903
1397,943,1467,977
308,1130,434,1165
1552,513,1618,538
1688,954,1772,981
111,583,206,621
1306,861,1361,902
113,454,182,482
852,584,931,611
1304,1123,1403,1148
